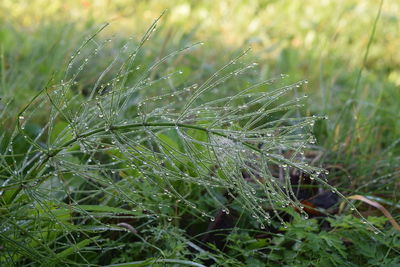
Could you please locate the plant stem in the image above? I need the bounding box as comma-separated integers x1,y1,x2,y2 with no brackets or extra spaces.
4,122,261,205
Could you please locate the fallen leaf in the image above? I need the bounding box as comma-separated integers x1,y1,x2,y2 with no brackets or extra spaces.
347,195,400,231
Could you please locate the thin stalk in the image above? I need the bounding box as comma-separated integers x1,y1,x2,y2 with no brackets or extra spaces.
4,122,260,204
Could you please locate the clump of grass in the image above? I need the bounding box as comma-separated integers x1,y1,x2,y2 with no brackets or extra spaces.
0,17,379,265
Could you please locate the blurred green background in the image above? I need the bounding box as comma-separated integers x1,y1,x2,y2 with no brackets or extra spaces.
1,0,399,189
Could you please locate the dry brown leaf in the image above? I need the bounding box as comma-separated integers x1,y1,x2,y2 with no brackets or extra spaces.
348,194,400,231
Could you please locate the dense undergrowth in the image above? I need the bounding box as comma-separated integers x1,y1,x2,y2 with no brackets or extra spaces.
1,1,399,266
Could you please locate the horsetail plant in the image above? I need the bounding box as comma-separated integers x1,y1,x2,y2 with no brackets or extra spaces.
0,15,378,265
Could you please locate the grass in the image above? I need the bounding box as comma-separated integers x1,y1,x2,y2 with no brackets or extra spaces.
0,0,399,266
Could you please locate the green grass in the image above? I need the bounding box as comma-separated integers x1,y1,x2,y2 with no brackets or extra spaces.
1,0,399,266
